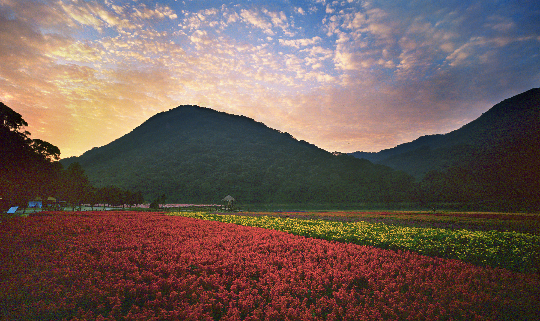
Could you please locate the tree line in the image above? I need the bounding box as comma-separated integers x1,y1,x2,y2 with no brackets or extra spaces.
0,102,143,212
415,137,540,212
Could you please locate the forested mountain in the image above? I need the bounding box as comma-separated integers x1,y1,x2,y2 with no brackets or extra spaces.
351,88,540,211
350,88,540,179
61,106,414,204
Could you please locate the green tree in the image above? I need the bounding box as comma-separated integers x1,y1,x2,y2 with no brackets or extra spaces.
96,187,110,210
150,194,166,209
31,139,60,162
85,187,99,210
124,190,144,208
1,102,62,210
99,185,124,208
61,162,92,210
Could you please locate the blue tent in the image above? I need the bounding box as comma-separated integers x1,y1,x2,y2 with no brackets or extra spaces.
7,206,18,214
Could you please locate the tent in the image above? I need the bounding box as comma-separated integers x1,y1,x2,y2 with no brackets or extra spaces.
7,206,18,214
28,197,42,208
222,195,235,202
28,197,57,209
222,195,235,210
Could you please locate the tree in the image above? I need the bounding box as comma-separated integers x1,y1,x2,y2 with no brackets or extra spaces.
97,185,124,208
123,190,144,208
85,187,99,210
96,187,110,210
60,162,92,210
150,194,166,209
132,191,144,207
1,102,62,209
31,139,61,162
1,102,28,131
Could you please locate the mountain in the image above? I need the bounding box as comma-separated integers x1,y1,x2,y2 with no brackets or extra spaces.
61,106,414,204
350,88,540,179
351,88,540,211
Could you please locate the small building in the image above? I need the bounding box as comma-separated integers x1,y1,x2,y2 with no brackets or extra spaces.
28,197,57,209
222,195,235,211
28,197,43,208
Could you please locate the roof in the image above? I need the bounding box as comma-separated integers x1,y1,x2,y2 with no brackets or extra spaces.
32,196,56,201
222,195,235,201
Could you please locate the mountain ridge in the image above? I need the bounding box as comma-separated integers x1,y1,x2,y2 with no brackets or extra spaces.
350,88,540,178
62,105,414,204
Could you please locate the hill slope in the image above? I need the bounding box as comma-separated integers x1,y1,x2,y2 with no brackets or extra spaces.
62,106,414,204
350,88,540,179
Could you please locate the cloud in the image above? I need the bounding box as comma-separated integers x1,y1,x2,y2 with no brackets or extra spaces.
59,0,107,31
240,9,274,35
48,41,104,63
133,3,177,20
485,15,515,32
58,1,178,33
279,36,322,48
302,46,333,58
264,9,288,30
0,0,73,30
190,29,213,47
326,5,334,14
1,0,538,158
237,8,293,37
0,9,72,92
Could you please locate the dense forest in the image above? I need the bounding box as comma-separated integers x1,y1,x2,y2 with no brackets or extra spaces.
416,137,540,211
61,106,415,205
352,88,540,211
0,102,142,211
1,102,61,209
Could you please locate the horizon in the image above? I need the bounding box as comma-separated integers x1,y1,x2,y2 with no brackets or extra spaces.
1,0,539,158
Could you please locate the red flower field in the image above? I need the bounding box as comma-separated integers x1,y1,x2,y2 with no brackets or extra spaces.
1,211,539,320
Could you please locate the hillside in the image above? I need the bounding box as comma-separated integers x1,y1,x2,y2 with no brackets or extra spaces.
350,88,540,179
61,106,414,204
350,88,540,211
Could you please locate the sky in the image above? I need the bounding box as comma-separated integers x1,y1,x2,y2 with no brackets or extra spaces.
1,0,539,158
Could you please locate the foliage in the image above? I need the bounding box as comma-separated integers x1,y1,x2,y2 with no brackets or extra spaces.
61,106,416,204
351,88,540,211
418,137,540,211
0,102,142,211
149,194,167,209
0,102,62,209
58,162,92,210
172,212,540,273
351,88,540,180
0,102,28,131
30,139,61,162
1,211,538,320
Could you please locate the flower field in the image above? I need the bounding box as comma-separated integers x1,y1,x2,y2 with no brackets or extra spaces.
1,211,539,320
171,212,540,273
218,210,540,235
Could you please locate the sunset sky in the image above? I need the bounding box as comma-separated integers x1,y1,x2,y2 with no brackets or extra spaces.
1,0,539,158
